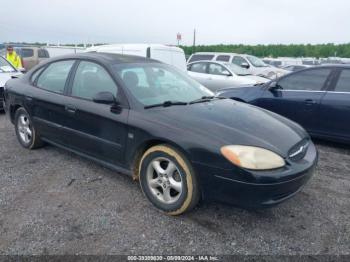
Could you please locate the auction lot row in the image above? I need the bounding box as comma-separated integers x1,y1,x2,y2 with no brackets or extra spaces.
0,114,349,255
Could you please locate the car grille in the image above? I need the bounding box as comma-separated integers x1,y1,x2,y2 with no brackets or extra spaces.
288,139,309,162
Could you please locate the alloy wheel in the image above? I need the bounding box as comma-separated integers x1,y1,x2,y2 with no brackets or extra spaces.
146,157,183,204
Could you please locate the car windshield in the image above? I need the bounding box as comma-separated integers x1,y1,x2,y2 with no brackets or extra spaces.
246,55,268,68
0,56,16,73
224,63,251,76
113,63,213,106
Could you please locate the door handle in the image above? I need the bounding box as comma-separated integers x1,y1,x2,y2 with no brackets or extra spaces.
65,105,76,114
304,99,316,105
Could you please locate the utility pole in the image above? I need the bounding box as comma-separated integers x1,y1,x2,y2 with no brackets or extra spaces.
192,29,196,54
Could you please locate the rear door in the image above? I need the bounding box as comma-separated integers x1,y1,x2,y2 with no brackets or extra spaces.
317,68,350,140
63,60,129,165
256,68,333,133
30,60,76,144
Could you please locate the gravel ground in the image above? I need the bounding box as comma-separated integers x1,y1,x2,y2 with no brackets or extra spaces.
0,113,349,255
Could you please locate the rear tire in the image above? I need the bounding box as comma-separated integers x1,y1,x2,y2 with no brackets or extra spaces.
139,144,200,215
14,107,44,149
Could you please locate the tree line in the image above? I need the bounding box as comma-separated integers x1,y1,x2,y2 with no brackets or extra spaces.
180,43,350,58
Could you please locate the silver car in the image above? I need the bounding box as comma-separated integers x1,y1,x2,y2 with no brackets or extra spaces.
0,56,22,111
187,60,269,91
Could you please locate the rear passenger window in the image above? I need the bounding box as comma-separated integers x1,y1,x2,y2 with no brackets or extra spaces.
71,61,118,100
38,49,49,58
21,49,34,58
36,60,74,94
216,55,230,62
335,70,350,92
188,63,207,73
208,63,229,75
278,69,331,91
188,55,214,63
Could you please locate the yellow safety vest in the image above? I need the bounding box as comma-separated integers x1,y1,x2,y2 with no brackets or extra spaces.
6,51,23,69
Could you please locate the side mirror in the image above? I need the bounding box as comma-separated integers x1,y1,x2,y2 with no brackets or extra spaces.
241,62,250,69
268,81,281,90
93,91,118,105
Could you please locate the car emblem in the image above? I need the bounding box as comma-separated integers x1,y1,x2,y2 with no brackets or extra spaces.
289,143,307,158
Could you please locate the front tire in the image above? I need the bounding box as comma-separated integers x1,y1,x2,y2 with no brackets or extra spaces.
14,107,44,149
139,145,200,215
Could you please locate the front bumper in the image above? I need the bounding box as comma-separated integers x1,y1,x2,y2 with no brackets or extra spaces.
194,142,318,208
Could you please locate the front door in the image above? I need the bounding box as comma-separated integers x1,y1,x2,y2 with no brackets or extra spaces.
63,60,129,166
256,68,333,133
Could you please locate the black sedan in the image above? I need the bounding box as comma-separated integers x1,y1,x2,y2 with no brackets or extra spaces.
217,65,350,144
4,53,317,215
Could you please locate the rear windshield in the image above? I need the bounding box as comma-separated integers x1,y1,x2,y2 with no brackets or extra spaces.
188,54,214,63
0,56,16,73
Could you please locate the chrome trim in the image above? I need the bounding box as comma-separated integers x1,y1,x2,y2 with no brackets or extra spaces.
281,90,326,93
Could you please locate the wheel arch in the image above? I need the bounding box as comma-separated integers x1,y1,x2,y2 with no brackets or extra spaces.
130,138,192,181
10,104,23,124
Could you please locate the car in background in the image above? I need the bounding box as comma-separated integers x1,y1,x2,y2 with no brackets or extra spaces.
0,56,22,111
86,44,187,72
282,65,311,72
4,52,317,214
187,61,269,91
14,47,50,71
217,65,350,144
187,52,289,79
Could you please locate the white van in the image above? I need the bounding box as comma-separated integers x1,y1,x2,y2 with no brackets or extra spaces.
85,44,187,72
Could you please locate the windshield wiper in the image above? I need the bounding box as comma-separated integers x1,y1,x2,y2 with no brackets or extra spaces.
189,96,226,105
144,100,188,109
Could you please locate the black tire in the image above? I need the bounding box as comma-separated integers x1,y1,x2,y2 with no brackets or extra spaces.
14,107,44,149
139,144,200,215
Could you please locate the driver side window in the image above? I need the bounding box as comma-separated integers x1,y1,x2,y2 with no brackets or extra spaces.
278,69,331,91
232,56,247,66
208,63,230,76
71,61,118,100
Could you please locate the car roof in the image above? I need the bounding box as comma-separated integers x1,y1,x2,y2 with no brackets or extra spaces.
86,44,184,53
188,60,229,66
39,52,160,65
191,52,238,56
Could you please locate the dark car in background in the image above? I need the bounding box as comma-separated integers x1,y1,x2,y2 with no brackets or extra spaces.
4,53,317,214
217,65,350,144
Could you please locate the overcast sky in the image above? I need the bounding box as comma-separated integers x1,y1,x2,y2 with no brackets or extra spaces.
0,0,349,45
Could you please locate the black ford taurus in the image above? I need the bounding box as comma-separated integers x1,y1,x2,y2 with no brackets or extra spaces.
3,53,318,215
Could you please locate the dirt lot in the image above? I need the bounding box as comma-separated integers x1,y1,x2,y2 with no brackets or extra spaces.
0,113,349,255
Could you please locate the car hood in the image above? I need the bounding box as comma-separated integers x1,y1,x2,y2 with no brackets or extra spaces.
241,74,270,83
149,99,307,158
0,72,22,87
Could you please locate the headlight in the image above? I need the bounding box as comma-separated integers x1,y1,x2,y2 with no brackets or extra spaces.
220,145,285,170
